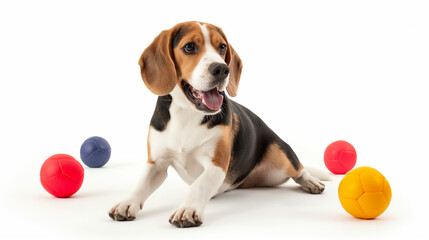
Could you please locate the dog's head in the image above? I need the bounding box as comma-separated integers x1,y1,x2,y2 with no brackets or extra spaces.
139,21,242,114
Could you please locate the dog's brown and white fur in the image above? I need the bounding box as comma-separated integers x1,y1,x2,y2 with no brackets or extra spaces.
109,21,325,228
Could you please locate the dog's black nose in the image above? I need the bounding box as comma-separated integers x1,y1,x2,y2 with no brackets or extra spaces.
209,63,229,82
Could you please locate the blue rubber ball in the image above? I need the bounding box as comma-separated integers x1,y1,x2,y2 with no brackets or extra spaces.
80,136,111,168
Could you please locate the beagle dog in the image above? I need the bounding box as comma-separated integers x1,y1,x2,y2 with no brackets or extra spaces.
109,21,325,228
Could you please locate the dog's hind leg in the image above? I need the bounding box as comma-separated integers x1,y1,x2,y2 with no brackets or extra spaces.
239,142,325,194
292,168,325,194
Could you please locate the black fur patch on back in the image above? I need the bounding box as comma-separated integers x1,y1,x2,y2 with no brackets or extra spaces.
150,95,172,131
226,100,301,185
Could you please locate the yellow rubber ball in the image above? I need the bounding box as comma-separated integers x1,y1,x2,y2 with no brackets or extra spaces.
338,166,392,219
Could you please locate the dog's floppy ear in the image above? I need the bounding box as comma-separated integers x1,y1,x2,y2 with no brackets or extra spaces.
225,44,243,97
139,28,177,96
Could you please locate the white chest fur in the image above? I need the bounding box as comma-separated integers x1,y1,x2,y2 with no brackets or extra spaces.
148,86,223,185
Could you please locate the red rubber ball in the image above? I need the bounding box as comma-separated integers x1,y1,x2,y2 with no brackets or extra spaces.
324,140,357,174
40,154,84,198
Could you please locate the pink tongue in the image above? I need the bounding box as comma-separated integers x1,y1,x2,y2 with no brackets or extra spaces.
201,89,223,110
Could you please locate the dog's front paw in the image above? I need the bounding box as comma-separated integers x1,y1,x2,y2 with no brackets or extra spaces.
169,207,203,228
109,199,143,221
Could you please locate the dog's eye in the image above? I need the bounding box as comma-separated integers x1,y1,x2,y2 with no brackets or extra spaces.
183,42,198,54
219,44,227,55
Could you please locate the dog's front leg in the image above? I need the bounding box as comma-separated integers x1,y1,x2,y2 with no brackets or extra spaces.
169,162,226,228
109,160,169,221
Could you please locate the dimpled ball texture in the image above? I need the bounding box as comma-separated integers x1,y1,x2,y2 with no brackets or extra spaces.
40,154,84,198
338,166,392,219
324,140,357,174
80,136,111,168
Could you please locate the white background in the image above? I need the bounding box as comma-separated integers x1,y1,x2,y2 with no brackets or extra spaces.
1,0,428,239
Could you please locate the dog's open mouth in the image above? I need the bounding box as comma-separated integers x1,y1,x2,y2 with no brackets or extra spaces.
181,81,224,113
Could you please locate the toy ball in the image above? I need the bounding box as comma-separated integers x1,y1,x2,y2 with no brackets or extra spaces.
338,166,392,219
40,154,84,198
80,136,111,168
324,140,357,174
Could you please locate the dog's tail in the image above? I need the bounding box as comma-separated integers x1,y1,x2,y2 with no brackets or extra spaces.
305,166,332,181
